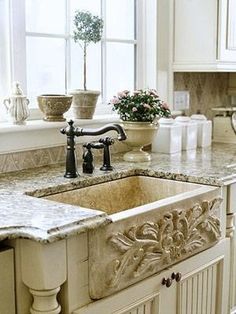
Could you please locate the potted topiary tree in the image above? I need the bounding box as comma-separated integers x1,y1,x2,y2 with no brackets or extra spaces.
70,10,104,119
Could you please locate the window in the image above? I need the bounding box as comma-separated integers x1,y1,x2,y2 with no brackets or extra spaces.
0,0,157,119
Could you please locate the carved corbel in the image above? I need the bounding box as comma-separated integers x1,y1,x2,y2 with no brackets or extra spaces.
226,213,235,238
20,239,66,314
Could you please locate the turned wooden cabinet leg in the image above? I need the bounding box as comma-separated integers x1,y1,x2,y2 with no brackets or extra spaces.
29,287,61,314
226,213,236,311
20,239,66,314
226,213,235,238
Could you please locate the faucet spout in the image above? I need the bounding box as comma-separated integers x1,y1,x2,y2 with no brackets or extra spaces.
77,123,127,141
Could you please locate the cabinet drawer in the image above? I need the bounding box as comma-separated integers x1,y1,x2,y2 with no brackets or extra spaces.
0,247,15,314
227,183,236,213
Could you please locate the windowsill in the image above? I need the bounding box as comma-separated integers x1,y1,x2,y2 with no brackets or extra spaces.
0,114,120,154
0,114,119,133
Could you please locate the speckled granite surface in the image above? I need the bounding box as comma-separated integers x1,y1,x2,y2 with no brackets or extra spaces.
0,142,236,243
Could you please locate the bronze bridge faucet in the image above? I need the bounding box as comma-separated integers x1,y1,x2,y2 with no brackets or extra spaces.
60,120,127,178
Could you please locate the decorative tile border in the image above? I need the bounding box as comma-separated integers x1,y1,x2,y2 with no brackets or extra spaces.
0,142,129,174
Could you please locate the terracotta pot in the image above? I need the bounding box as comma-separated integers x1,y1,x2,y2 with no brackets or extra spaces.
122,121,159,162
70,90,100,119
37,94,72,122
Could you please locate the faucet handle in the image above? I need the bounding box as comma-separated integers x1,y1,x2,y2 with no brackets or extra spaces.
99,137,114,171
82,144,94,174
99,137,115,146
60,120,74,135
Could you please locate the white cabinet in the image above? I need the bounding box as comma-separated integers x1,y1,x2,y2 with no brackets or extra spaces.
173,0,236,71
75,239,230,314
219,0,236,63
0,247,15,314
226,182,236,313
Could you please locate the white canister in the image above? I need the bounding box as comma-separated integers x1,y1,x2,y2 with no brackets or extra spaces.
152,118,182,154
3,82,30,125
190,114,212,147
175,116,198,150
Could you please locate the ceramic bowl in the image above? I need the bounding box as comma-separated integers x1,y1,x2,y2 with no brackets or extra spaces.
37,94,72,122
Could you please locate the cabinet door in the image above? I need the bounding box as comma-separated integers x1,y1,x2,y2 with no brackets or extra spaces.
173,238,230,314
173,0,218,67
74,266,175,314
0,247,15,314
75,239,229,314
218,0,236,62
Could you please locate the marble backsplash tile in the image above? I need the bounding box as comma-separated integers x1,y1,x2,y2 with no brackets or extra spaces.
0,141,128,174
174,72,230,120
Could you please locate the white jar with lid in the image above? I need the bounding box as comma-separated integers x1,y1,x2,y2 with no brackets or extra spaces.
152,118,182,154
190,113,212,147
175,116,198,150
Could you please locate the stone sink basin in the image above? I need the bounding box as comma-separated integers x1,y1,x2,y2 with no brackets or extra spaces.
44,176,204,215
42,175,223,299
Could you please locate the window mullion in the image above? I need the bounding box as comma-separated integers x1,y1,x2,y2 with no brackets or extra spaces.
25,32,67,39
0,1,11,96
136,0,146,90
9,0,27,93
101,0,106,104
65,0,70,94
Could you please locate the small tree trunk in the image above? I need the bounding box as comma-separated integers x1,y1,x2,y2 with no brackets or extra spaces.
83,43,87,91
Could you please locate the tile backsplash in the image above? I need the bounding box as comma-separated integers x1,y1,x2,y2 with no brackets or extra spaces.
1,72,232,174
0,142,128,174
174,72,230,120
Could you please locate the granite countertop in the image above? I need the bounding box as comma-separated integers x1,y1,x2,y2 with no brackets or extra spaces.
0,142,236,243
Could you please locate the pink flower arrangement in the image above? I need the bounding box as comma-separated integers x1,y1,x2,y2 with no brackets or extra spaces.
109,89,171,122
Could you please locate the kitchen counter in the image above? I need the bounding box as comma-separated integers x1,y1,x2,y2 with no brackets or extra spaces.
0,142,236,243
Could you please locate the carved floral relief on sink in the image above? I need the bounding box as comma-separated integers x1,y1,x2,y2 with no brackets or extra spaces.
88,191,223,299
107,197,221,288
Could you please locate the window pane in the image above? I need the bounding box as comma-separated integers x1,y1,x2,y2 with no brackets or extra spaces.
70,0,100,16
70,0,101,35
106,0,135,39
106,43,135,101
26,37,65,106
25,0,66,34
0,0,11,120
70,41,101,92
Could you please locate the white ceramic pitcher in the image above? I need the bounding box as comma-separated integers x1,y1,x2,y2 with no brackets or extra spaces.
3,82,30,124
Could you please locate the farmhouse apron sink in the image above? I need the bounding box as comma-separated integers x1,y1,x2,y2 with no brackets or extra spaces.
42,175,223,299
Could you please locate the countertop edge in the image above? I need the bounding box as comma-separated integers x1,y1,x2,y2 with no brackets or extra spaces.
0,214,111,243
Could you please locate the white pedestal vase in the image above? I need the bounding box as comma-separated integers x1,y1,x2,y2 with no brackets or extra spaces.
70,90,100,119
122,121,158,162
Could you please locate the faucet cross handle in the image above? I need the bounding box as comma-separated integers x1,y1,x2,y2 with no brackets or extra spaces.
99,137,115,171
60,119,79,136
99,137,115,146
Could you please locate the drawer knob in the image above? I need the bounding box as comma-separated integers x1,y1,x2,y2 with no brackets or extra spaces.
162,277,172,288
171,272,182,282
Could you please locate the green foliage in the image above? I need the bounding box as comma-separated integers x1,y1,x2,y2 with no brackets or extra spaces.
109,89,172,122
73,10,104,90
73,11,103,45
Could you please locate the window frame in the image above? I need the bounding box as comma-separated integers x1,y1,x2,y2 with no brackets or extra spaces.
1,0,157,121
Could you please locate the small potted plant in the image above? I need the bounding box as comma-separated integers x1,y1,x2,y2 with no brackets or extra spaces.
71,10,104,119
109,89,171,162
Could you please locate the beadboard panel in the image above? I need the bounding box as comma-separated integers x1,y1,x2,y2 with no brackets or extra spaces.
114,294,160,314
177,259,222,314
